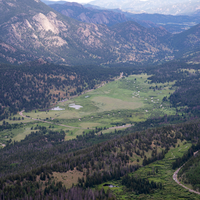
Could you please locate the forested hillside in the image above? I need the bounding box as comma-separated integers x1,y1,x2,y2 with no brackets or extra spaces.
1,114,200,199
0,63,128,120
143,62,200,117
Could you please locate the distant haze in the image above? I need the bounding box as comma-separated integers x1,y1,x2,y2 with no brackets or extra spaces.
46,0,92,3
88,0,200,15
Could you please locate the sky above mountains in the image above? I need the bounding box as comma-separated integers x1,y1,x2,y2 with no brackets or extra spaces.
48,0,91,3
46,0,200,15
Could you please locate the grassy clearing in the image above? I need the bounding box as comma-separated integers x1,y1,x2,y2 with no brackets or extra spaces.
0,121,72,144
98,140,200,199
79,122,102,129
53,169,84,189
0,125,33,144
24,109,82,120
91,96,143,112
1,73,177,142
12,127,36,142
21,74,176,123
0,113,32,125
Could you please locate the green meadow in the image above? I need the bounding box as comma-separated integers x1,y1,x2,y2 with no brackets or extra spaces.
98,140,200,199
1,73,177,143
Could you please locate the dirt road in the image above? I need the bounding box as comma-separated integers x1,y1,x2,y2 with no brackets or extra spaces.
173,152,200,195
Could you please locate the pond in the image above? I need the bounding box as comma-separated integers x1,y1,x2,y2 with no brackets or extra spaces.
51,106,65,111
103,184,118,188
69,104,83,110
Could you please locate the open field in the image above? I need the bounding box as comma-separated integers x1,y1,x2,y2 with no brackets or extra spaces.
24,73,175,121
1,73,177,143
53,169,84,189
1,113,33,124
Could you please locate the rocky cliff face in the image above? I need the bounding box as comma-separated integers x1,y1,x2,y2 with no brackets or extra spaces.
0,0,176,65
0,0,199,65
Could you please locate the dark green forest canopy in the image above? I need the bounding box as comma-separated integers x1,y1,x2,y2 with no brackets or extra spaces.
1,61,200,120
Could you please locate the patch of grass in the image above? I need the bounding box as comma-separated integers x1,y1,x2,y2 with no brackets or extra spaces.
53,169,84,189
79,122,102,129
0,114,32,125
0,125,34,143
102,141,200,199
91,96,143,112
12,127,36,142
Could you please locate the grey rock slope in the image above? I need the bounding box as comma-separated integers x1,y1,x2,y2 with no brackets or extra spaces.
0,0,176,65
0,0,200,65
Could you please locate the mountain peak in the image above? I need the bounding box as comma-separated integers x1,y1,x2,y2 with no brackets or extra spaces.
64,1,84,8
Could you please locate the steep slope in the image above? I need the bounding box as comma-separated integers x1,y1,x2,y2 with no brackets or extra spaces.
49,2,127,26
0,0,175,65
0,40,35,64
109,22,172,63
0,0,84,65
50,2,200,34
171,24,200,55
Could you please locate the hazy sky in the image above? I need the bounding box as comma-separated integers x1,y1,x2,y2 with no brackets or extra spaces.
49,0,92,3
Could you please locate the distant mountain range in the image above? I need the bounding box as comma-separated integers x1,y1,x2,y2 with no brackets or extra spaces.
49,2,200,34
88,0,200,15
41,0,68,5
42,0,200,16
49,2,157,28
0,0,200,65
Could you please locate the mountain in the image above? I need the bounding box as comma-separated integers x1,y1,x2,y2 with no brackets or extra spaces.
89,0,200,15
0,0,176,65
172,24,200,52
49,2,128,26
49,2,200,34
124,12,200,34
41,0,68,5
49,2,160,29
171,24,200,62
0,40,36,64
192,9,200,16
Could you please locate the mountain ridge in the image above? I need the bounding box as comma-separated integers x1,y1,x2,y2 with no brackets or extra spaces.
0,0,176,65
0,0,200,65
49,2,200,34
89,0,200,15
